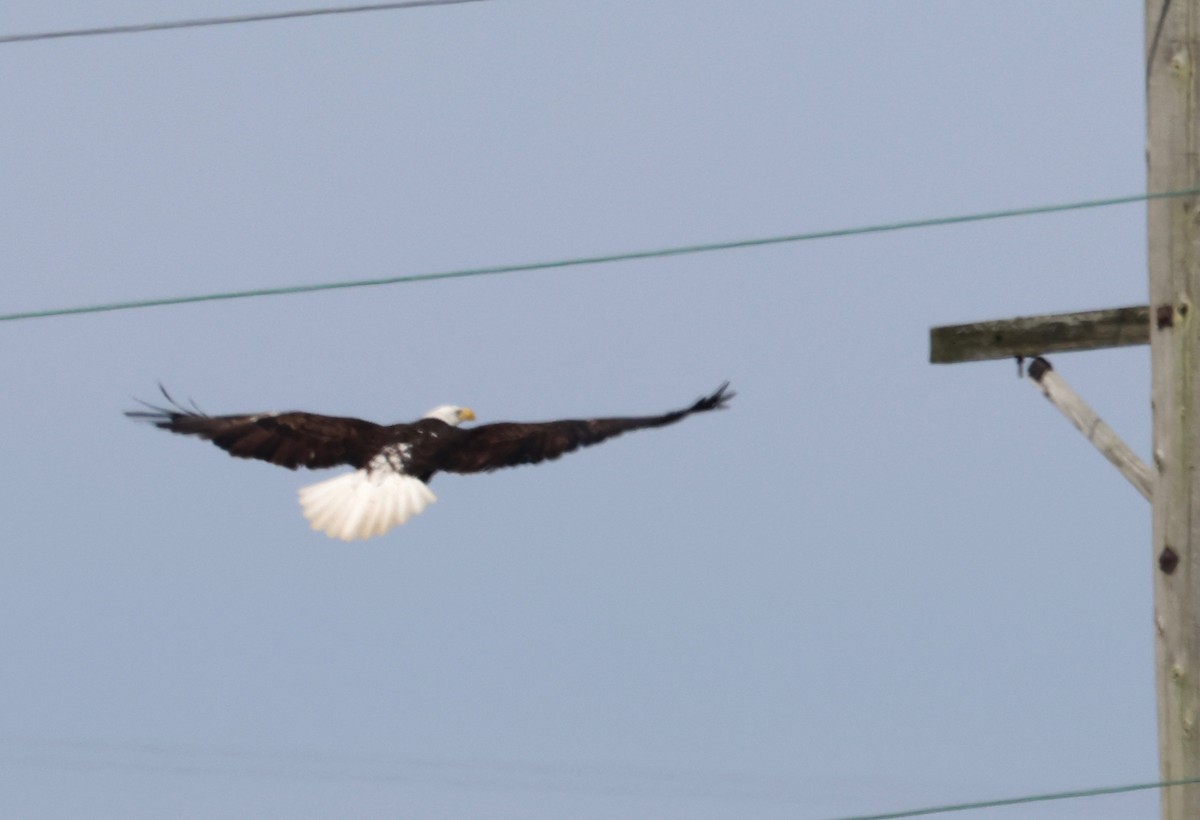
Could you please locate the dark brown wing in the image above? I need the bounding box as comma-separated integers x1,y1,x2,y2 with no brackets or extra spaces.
126,390,386,470
433,383,734,475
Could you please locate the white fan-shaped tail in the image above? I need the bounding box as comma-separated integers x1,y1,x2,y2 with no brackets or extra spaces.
297,469,436,541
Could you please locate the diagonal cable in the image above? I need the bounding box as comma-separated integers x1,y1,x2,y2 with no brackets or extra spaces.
0,0,488,45
831,776,1200,820
2,189,1197,324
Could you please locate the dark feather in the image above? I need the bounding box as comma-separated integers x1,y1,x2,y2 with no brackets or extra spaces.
128,383,734,477
126,391,387,470
429,383,734,475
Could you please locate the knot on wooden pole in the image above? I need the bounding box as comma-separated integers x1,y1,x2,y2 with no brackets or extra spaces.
1162,546,1181,575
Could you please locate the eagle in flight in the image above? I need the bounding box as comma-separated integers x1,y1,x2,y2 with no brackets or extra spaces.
127,383,734,541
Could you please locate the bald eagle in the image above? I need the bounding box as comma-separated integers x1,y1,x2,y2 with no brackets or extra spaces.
126,383,734,541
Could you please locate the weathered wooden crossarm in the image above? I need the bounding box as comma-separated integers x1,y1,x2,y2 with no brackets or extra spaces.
1026,356,1153,501
930,305,1150,364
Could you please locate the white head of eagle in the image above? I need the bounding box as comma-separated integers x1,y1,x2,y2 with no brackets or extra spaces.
126,384,733,541
421,405,476,425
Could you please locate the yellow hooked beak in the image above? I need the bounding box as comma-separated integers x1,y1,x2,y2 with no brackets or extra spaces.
458,407,476,423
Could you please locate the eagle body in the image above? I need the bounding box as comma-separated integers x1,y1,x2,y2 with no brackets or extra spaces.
127,384,734,541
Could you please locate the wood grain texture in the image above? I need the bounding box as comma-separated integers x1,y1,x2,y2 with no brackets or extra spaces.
1147,1,1200,815
1027,357,1152,501
930,305,1150,364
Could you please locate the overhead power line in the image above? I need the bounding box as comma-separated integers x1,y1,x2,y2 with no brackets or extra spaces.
829,776,1200,820
0,0,488,45
1,188,1195,325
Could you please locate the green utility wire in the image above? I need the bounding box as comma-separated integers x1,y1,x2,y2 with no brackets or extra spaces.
0,0,488,45
3,188,1197,324
830,776,1200,820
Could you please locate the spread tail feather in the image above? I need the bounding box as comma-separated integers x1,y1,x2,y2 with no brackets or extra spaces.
297,469,436,541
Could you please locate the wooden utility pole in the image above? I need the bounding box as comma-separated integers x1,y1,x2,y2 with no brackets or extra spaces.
1147,1,1200,814
927,4,1200,814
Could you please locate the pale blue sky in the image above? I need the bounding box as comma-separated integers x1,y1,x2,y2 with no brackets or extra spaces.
0,2,1157,817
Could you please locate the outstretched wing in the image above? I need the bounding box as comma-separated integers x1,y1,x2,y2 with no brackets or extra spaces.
433,383,734,475
126,389,386,470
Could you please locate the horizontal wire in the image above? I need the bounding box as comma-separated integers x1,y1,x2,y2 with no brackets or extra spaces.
0,733,803,802
8,732,1188,815
0,0,488,45
2,188,1195,325
829,776,1200,820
